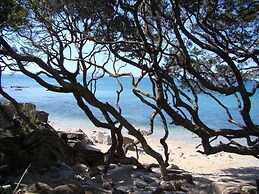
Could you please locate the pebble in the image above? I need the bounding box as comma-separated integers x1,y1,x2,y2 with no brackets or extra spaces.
131,191,150,194
131,171,145,178
72,163,88,174
88,166,101,177
148,180,160,187
212,181,257,194
133,178,148,188
53,184,85,194
140,174,156,183
4,162,198,194
117,185,133,193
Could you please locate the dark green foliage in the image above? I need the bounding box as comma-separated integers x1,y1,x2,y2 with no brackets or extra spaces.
0,0,28,30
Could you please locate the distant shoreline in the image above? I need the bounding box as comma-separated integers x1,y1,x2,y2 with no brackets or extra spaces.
10,85,29,89
1,85,29,89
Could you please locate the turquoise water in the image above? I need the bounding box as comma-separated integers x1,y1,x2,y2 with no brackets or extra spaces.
1,73,258,141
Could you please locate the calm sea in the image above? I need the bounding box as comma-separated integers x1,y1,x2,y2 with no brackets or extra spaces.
1,73,258,142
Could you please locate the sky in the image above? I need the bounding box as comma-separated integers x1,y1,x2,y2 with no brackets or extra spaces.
1,40,142,77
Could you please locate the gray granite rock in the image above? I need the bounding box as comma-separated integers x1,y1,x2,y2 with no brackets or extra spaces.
133,178,148,188
241,185,257,194
27,182,53,194
140,174,156,183
212,181,257,194
53,184,85,194
91,131,112,145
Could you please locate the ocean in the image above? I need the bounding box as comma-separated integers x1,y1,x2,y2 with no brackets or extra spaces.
1,73,258,142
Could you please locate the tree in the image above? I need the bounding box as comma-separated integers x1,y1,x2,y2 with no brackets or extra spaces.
90,0,259,156
0,0,258,180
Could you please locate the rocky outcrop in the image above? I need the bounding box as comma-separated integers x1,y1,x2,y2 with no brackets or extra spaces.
0,102,49,126
0,102,196,193
212,181,258,194
0,102,49,138
0,128,105,172
90,131,112,145
27,182,85,194
0,102,105,172
1,161,195,194
58,129,94,148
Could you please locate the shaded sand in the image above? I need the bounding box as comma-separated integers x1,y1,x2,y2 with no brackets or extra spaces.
54,126,259,193
91,136,259,193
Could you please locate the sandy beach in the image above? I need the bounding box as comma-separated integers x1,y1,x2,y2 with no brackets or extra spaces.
52,124,259,193
90,132,259,193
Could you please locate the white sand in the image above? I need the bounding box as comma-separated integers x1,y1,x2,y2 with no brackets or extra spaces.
55,126,259,193
94,137,259,178
93,136,259,193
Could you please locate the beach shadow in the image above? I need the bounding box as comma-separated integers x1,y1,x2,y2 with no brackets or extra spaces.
188,167,259,193
105,166,259,193
185,175,213,194
219,166,259,184
106,165,138,186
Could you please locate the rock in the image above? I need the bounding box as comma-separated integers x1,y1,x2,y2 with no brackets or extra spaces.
59,131,85,141
53,184,85,194
133,178,148,188
27,182,53,194
91,131,112,145
241,185,257,194
131,191,150,194
0,185,13,194
222,187,246,194
23,130,75,169
182,173,195,185
0,128,105,172
148,180,160,187
16,103,48,124
34,110,49,123
145,185,158,193
140,174,156,183
57,162,71,171
0,104,14,129
102,181,113,190
168,163,180,170
88,166,101,177
75,148,105,167
212,182,236,194
91,174,103,183
72,163,88,175
160,180,181,191
58,129,94,149
131,171,145,178
0,102,49,133
212,182,256,194
108,164,117,170
85,145,101,152
117,186,133,193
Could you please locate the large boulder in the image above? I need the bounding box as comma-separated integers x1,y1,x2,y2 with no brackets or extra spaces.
0,128,105,173
211,181,257,194
90,131,112,145
0,102,49,141
0,102,49,130
0,129,75,172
